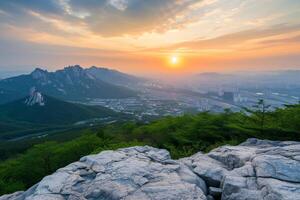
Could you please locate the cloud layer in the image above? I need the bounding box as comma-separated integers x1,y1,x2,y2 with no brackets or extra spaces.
0,0,300,74
0,0,202,37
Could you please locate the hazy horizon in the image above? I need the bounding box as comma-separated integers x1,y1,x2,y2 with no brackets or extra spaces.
1,64,300,80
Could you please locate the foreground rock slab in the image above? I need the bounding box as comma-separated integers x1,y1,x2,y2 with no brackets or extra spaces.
1,138,300,200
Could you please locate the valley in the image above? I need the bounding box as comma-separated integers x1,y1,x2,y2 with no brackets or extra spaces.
0,66,299,195
1,66,300,144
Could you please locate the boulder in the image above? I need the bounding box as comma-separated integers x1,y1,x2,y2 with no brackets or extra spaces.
181,138,300,200
1,146,206,200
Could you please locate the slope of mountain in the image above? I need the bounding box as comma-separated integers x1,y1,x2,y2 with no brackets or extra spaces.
1,139,299,200
0,121,25,134
0,65,137,104
0,88,26,105
86,66,143,86
0,91,117,125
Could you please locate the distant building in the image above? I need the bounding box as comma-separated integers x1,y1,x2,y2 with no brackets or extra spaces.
234,93,248,103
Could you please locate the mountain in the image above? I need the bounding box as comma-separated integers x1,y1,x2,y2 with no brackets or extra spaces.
0,65,137,104
0,90,117,125
1,138,299,200
86,66,144,86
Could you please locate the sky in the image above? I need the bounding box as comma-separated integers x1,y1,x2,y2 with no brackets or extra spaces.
0,0,300,76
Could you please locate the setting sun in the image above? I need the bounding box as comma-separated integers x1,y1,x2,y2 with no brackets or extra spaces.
171,56,178,64
169,56,180,67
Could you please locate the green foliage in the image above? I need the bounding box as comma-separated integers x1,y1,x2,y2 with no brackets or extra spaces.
243,99,272,134
0,102,300,195
0,134,102,194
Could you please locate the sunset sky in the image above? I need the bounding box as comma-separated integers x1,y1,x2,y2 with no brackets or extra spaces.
0,0,300,75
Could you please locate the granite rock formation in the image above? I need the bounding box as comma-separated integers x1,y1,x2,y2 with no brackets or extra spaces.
1,138,299,200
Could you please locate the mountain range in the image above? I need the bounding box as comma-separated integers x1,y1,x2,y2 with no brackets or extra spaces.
0,65,141,104
192,70,300,87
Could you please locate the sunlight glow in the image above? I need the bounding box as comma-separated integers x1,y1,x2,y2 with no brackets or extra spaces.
170,56,179,65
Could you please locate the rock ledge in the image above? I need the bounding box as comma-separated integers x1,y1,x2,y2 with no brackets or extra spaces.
1,138,300,200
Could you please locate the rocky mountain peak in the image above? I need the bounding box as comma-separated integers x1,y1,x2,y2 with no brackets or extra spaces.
31,68,48,80
24,87,45,106
63,65,84,76
1,138,299,200
89,66,110,71
89,66,99,70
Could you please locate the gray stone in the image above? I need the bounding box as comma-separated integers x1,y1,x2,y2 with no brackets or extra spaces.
1,146,206,200
221,176,260,200
207,145,256,170
253,154,300,183
0,192,24,200
258,178,300,200
218,138,300,200
181,152,228,187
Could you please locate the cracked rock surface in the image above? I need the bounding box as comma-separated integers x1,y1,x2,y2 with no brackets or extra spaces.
1,138,300,200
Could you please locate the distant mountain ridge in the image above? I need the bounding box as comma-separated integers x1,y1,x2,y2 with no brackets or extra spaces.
189,70,300,90
0,65,140,104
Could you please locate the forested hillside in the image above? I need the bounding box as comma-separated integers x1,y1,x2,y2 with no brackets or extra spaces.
0,101,299,195
0,95,118,125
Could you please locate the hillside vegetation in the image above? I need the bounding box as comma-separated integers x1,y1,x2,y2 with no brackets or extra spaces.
0,101,299,195
0,95,117,125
